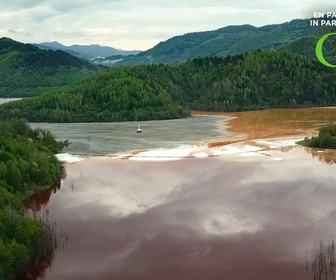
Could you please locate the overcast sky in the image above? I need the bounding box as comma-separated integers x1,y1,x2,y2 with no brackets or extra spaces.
0,0,334,51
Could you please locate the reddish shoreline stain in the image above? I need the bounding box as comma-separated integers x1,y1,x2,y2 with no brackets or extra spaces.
23,178,62,212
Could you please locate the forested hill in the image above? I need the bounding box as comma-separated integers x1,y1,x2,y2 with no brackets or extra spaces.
115,19,323,66
281,26,336,64
1,50,336,122
0,37,104,97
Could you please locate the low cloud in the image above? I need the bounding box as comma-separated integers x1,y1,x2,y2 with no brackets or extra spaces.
7,29,30,36
0,0,335,50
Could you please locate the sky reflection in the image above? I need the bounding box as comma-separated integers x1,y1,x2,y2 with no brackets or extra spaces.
26,147,336,280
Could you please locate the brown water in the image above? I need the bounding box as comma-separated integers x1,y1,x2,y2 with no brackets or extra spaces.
24,108,336,280
194,107,336,141
25,147,336,280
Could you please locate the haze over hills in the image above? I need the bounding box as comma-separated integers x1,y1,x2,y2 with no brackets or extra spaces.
114,18,328,66
0,37,104,97
35,41,140,59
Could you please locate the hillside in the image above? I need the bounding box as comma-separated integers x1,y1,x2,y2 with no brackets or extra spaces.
115,19,323,66
1,50,335,122
281,26,336,64
0,37,104,97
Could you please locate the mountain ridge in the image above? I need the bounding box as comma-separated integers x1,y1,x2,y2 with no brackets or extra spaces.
35,41,140,59
114,18,325,66
0,37,104,97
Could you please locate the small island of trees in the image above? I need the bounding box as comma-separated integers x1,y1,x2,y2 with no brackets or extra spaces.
297,124,336,149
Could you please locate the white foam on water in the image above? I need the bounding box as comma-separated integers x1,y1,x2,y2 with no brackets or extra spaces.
255,137,303,148
123,137,304,161
59,136,305,162
193,152,209,158
127,142,268,160
209,144,264,158
129,145,198,161
56,153,85,164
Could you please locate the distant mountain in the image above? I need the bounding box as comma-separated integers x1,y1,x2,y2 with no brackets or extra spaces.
35,41,140,60
0,37,104,97
114,19,325,66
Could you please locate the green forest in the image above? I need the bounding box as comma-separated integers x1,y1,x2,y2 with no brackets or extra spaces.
281,26,336,64
0,37,103,97
116,19,326,66
0,119,61,280
1,50,336,122
298,125,336,149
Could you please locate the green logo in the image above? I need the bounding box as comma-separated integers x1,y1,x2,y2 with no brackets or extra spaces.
316,32,336,67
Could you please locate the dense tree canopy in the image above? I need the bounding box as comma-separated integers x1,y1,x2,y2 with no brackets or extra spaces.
298,125,336,149
0,37,103,97
0,50,336,122
0,65,190,122
281,26,336,64
0,119,61,279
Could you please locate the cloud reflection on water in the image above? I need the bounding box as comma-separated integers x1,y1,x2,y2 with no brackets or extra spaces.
26,147,336,280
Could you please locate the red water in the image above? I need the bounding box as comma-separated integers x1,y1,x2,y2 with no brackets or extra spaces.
24,147,336,280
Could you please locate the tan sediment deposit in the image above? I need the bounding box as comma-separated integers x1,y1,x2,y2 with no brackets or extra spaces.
308,148,336,165
193,108,336,141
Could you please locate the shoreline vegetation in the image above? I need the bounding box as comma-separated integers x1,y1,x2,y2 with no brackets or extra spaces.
297,124,336,149
305,238,336,280
0,119,62,280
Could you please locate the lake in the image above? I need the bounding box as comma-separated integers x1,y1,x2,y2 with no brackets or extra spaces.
23,108,336,280
28,115,232,156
